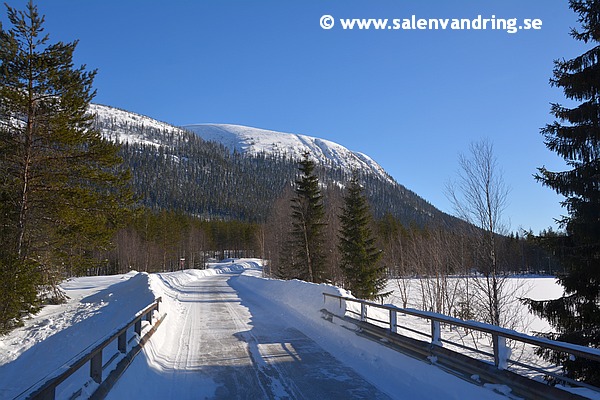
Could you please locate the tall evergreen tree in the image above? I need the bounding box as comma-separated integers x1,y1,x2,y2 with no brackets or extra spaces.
338,172,385,300
525,0,600,386
0,1,129,331
280,152,328,283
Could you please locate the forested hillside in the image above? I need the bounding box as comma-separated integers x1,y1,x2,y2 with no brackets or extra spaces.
92,104,456,227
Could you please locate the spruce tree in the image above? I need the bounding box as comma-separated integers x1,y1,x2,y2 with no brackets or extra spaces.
525,0,600,385
0,1,130,331
282,152,328,283
338,172,385,300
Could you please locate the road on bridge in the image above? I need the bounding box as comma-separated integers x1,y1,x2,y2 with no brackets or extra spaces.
106,270,393,399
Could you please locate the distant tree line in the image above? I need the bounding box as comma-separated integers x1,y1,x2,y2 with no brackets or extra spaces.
96,209,259,275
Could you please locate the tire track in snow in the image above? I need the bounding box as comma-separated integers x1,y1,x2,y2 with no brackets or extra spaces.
222,292,298,399
109,269,392,399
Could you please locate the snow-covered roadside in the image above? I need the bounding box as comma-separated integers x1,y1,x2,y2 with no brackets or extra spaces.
233,268,600,400
1,259,593,400
233,268,506,399
0,261,257,400
0,272,155,399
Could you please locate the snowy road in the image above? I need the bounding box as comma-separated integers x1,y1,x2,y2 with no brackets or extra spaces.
107,270,392,399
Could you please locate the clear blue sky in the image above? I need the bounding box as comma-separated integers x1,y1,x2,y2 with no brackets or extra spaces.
2,1,587,233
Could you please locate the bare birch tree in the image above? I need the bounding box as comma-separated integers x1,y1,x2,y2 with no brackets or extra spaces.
446,139,510,326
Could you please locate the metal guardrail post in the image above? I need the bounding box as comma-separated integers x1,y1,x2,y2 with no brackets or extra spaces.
118,331,127,353
360,303,367,322
134,318,142,336
389,309,397,334
431,320,441,346
493,334,509,370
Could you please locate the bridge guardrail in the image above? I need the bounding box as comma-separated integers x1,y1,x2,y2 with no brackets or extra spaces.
323,292,600,396
24,297,163,400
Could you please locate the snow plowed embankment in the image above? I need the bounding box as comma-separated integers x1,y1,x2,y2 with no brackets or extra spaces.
1,260,507,400
107,261,395,399
231,268,505,400
0,272,154,399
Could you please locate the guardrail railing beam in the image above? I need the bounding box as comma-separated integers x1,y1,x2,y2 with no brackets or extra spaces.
322,291,600,395
27,297,162,400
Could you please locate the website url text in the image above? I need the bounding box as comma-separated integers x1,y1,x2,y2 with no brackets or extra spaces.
319,15,543,34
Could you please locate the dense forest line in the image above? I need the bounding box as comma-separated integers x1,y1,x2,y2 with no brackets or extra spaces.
97,204,562,278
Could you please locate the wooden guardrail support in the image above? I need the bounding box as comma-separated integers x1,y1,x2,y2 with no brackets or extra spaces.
90,352,103,384
118,332,127,354
134,319,142,336
492,334,509,370
26,297,163,400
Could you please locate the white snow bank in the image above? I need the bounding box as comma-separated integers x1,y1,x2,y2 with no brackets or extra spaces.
150,259,259,301
0,272,155,399
237,270,350,316
233,271,505,399
0,262,583,400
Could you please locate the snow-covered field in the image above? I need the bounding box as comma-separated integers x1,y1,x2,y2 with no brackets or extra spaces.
385,276,564,334
0,260,593,399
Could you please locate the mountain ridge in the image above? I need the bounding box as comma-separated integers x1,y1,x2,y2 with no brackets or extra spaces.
183,123,394,184
91,103,393,185
90,103,454,226
90,103,187,146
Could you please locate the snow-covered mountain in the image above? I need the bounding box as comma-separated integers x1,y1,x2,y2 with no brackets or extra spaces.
91,104,394,184
90,103,189,147
89,104,452,225
183,124,394,184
